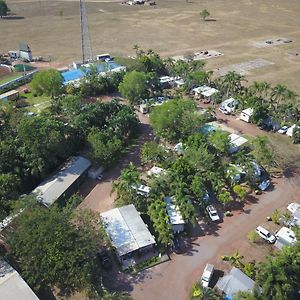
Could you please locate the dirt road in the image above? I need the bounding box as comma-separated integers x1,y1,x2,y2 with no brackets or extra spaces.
79,112,152,212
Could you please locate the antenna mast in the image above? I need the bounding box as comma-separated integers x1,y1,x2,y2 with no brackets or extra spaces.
79,0,93,63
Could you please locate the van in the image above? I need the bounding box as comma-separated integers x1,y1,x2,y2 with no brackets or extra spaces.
256,226,276,243
201,264,214,287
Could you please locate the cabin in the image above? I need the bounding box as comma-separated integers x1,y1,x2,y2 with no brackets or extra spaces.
19,43,33,62
101,204,156,267
240,108,254,123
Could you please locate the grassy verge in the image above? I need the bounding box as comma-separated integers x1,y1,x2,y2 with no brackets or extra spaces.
123,255,161,274
0,73,22,85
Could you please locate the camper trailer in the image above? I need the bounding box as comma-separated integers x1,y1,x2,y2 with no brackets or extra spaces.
240,108,254,123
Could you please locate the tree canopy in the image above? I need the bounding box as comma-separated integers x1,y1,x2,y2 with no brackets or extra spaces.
118,70,149,106
150,99,204,142
0,0,8,18
31,69,63,98
5,202,107,297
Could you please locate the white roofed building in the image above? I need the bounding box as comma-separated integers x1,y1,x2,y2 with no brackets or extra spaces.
229,133,248,153
101,205,156,264
32,156,91,207
164,197,185,233
0,260,39,300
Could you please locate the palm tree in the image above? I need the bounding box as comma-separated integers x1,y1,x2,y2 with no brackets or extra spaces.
257,259,289,300
220,71,246,97
111,162,141,206
249,81,271,106
229,250,244,268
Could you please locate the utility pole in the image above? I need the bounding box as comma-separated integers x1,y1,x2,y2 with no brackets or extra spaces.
79,0,93,63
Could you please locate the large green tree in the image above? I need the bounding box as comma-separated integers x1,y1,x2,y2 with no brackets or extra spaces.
31,69,63,98
88,128,123,168
150,99,203,142
118,71,148,106
17,115,72,178
6,203,106,296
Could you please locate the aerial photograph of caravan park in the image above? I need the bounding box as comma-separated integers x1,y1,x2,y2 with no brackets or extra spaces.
0,0,300,299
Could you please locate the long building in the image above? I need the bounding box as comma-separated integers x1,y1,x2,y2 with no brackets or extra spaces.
101,204,156,264
0,260,39,300
32,156,91,207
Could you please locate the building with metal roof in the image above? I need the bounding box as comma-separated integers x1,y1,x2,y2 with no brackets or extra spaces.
32,156,91,207
0,260,39,300
61,61,125,85
229,133,248,153
101,205,156,263
216,267,258,298
164,197,185,233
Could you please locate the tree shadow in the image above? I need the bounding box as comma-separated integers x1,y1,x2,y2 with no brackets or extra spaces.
2,16,25,20
210,269,224,288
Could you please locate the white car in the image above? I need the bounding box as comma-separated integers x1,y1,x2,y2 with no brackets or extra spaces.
219,106,230,115
201,264,214,287
277,126,289,134
287,203,300,214
206,205,220,222
258,180,270,191
256,226,276,243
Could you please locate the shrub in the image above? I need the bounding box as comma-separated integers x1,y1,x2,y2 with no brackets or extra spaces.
248,230,259,243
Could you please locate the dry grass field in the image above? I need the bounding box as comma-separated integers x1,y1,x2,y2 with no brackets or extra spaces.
1,0,300,98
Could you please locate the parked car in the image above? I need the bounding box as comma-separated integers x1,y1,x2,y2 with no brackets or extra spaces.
258,180,270,191
277,126,289,134
206,205,220,222
201,263,214,287
219,106,230,115
256,226,276,243
97,250,112,270
172,235,183,254
258,123,271,131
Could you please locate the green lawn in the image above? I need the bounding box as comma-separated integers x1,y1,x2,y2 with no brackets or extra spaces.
20,92,51,113
0,73,22,85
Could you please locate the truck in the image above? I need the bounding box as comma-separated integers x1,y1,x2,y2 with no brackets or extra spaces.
201,264,214,287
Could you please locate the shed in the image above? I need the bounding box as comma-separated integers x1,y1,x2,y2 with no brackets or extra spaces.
201,87,219,98
100,205,156,262
164,197,185,233
240,108,254,123
32,156,91,207
159,76,174,88
229,133,248,153
275,227,297,249
0,90,19,101
192,85,210,96
0,260,39,300
216,267,257,297
174,78,185,88
19,43,32,62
